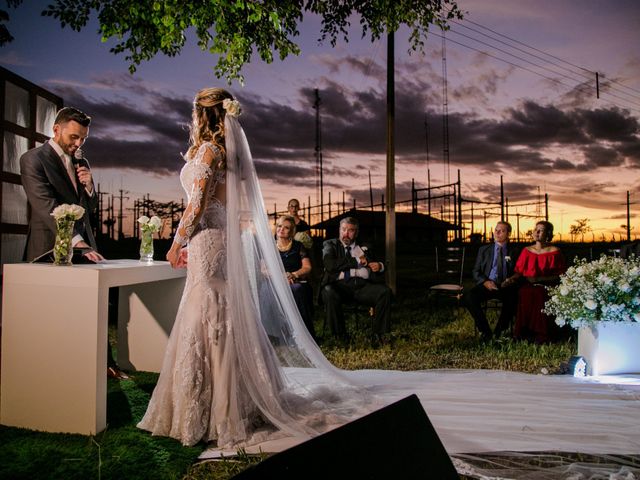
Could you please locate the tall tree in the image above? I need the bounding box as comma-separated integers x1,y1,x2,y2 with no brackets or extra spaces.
569,218,592,243
29,0,461,83
0,0,23,45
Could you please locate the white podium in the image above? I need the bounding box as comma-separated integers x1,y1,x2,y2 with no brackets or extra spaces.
0,260,186,435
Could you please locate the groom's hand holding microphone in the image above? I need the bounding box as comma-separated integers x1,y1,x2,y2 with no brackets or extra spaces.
72,148,104,262
73,148,94,193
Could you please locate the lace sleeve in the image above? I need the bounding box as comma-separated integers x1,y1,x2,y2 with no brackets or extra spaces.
173,144,224,246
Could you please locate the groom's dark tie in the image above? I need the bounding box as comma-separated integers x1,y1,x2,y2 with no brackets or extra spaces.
345,246,351,257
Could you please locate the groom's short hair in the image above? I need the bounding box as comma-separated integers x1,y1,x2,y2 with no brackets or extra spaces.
55,107,91,127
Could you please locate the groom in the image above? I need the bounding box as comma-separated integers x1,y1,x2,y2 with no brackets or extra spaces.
19,107,127,378
20,107,102,263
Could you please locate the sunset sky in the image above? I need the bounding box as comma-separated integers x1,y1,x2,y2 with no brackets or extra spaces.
2,0,639,240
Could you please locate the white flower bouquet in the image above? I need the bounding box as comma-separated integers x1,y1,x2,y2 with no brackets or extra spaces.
51,203,85,265
138,215,162,261
544,255,640,329
51,203,85,222
137,215,162,234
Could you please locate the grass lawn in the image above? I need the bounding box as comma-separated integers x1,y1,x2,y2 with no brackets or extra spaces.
0,251,583,479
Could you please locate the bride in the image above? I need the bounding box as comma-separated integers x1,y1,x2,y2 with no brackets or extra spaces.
137,88,371,448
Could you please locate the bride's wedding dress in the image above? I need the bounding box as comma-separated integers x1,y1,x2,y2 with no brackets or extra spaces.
138,117,372,448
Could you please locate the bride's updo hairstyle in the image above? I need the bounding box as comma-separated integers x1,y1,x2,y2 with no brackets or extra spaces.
187,87,234,159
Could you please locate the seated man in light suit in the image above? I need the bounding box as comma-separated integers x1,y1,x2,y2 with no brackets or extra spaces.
321,217,392,344
464,221,520,340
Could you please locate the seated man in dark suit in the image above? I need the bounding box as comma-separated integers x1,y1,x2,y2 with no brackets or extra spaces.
464,221,519,340
321,217,392,343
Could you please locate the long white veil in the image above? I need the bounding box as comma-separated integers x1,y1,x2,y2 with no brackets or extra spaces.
207,115,640,480
224,114,373,442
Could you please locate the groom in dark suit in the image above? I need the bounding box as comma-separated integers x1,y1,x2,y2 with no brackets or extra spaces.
20,107,103,263
321,217,392,343
19,108,128,378
464,221,519,340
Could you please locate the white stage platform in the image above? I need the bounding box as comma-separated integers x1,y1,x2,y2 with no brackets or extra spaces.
201,369,640,476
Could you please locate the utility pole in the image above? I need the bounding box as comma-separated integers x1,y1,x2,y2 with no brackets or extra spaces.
97,187,110,239
386,31,397,294
505,197,509,224
117,189,130,241
483,210,487,242
369,170,374,211
500,175,505,221
108,195,115,239
427,169,431,218
132,199,139,238
627,191,631,242
457,169,462,242
545,193,549,221
411,178,416,213
313,89,324,225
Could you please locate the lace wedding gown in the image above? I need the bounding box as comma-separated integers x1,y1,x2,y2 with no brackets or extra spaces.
138,142,257,447
138,118,372,448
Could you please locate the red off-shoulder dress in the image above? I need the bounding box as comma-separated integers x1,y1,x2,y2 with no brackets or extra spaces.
513,248,566,343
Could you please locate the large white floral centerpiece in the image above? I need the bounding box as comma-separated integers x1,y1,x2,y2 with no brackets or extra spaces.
138,215,162,263
545,254,640,375
51,203,85,266
545,255,640,328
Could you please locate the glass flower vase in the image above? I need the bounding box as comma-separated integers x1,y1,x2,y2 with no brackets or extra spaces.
53,219,74,266
139,229,154,263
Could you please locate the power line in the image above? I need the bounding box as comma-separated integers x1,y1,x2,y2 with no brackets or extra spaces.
449,18,640,106
450,20,593,84
428,32,640,115
448,27,594,91
456,18,594,75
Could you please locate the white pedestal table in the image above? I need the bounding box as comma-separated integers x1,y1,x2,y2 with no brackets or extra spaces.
0,260,186,435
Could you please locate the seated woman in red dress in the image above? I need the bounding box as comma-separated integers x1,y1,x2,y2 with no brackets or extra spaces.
502,221,566,343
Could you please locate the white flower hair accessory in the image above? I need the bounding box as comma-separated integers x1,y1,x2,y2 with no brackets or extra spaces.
222,98,242,117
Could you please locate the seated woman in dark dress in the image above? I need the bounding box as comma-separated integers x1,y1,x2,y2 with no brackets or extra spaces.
276,215,315,339
502,220,566,343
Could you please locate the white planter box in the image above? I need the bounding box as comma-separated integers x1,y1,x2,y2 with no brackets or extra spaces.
578,322,640,376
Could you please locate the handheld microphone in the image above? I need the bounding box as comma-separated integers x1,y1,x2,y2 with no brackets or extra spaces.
73,148,89,168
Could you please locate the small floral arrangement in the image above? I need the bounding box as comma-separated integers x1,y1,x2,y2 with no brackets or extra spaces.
51,203,85,265
544,255,640,329
137,215,162,234
51,203,85,222
222,98,242,117
138,215,162,261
